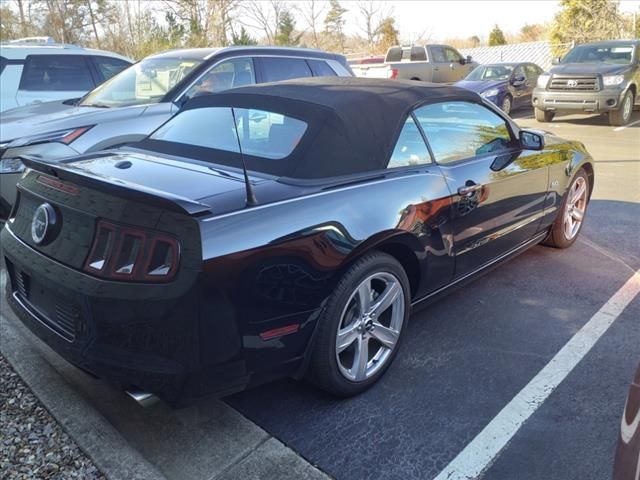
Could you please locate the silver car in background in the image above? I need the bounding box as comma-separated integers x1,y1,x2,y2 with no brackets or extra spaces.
0,46,353,218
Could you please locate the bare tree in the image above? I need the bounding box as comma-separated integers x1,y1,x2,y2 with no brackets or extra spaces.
356,0,391,54
296,0,325,48
240,0,284,44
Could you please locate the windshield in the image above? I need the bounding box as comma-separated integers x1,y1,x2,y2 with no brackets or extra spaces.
80,57,203,107
465,65,514,81
561,44,635,64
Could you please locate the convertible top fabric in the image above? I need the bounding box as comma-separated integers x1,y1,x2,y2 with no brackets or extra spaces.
153,77,482,179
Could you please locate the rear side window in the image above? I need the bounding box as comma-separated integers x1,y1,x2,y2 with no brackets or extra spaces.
19,55,94,91
260,58,312,82
151,107,307,160
415,102,513,164
0,56,7,75
308,60,337,77
388,116,431,168
410,47,427,61
93,56,130,81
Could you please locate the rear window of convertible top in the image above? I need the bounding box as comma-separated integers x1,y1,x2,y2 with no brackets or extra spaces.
151,106,308,160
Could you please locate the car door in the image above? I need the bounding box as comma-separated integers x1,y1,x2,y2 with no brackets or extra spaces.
181,57,257,99
443,47,467,82
510,65,529,108
428,46,449,83
523,64,542,105
414,100,548,277
15,54,97,106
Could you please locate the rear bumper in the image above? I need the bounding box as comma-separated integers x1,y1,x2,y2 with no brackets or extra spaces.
532,87,625,113
1,225,250,405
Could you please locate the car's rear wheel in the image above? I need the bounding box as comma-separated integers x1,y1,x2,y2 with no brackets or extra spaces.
307,252,410,396
543,169,590,249
501,95,512,115
535,108,554,122
609,90,634,126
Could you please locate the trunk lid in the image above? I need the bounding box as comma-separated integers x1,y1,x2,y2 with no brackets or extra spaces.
8,151,256,274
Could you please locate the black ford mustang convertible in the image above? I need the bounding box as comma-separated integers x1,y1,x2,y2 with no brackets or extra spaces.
1,78,594,405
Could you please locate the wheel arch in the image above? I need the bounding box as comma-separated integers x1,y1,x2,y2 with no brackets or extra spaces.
580,161,595,199
341,231,423,300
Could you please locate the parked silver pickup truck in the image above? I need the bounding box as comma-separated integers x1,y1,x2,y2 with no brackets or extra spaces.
351,44,478,83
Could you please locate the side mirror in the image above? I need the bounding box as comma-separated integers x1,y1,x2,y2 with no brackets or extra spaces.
512,74,526,84
520,130,545,151
459,58,466,65
551,56,561,65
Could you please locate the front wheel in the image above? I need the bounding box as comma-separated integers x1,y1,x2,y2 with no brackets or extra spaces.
500,95,512,115
609,90,634,126
543,169,590,249
535,108,555,122
307,252,410,397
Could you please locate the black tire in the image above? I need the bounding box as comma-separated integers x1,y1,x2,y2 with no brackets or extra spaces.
500,94,512,115
543,169,590,249
609,90,634,126
307,251,410,397
534,108,554,122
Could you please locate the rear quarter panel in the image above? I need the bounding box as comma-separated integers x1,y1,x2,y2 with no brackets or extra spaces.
199,170,454,372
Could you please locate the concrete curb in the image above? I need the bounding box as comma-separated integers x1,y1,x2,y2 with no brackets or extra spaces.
1,310,167,480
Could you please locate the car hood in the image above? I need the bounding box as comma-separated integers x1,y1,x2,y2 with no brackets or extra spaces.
0,101,150,142
454,79,507,93
549,63,630,76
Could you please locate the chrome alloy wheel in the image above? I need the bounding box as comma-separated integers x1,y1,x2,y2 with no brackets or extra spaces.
564,176,588,241
335,272,405,382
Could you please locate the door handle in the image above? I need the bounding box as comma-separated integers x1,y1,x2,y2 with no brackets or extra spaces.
458,183,482,196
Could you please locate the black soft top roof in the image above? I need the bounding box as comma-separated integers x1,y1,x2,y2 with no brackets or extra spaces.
166,77,482,179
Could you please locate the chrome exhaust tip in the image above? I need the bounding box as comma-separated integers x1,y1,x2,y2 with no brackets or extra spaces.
125,390,159,408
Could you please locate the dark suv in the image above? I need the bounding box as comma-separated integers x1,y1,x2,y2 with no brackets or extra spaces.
532,40,639,126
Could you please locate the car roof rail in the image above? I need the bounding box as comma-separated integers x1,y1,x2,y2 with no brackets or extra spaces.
0,36,83,49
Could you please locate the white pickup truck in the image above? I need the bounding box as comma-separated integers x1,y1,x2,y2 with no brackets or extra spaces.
351,44,478,83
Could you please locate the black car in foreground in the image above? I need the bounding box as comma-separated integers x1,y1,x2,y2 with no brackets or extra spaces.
1,78,594,405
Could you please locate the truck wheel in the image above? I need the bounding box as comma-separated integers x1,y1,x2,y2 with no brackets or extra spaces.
535,108,554,122
609,90,634,126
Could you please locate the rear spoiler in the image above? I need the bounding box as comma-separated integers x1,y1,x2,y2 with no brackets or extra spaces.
19,155,212,216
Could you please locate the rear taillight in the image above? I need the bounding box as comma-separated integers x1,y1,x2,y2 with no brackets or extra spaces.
84,220,179,282
388,68,399,80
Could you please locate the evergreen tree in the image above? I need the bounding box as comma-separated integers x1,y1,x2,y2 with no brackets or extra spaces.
377,17,399,52
324,0,347,52
275,10,301,46
488,25,507,46
232,26,257,45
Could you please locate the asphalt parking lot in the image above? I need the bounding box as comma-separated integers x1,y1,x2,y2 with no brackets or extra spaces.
227,110,640,479
1,108,639,480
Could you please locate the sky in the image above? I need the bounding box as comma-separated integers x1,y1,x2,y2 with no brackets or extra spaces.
331,0,640,42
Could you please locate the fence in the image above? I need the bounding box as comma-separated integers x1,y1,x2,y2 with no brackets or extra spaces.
459,41,574,70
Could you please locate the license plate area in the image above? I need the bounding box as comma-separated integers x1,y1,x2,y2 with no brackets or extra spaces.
7,260,82,342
